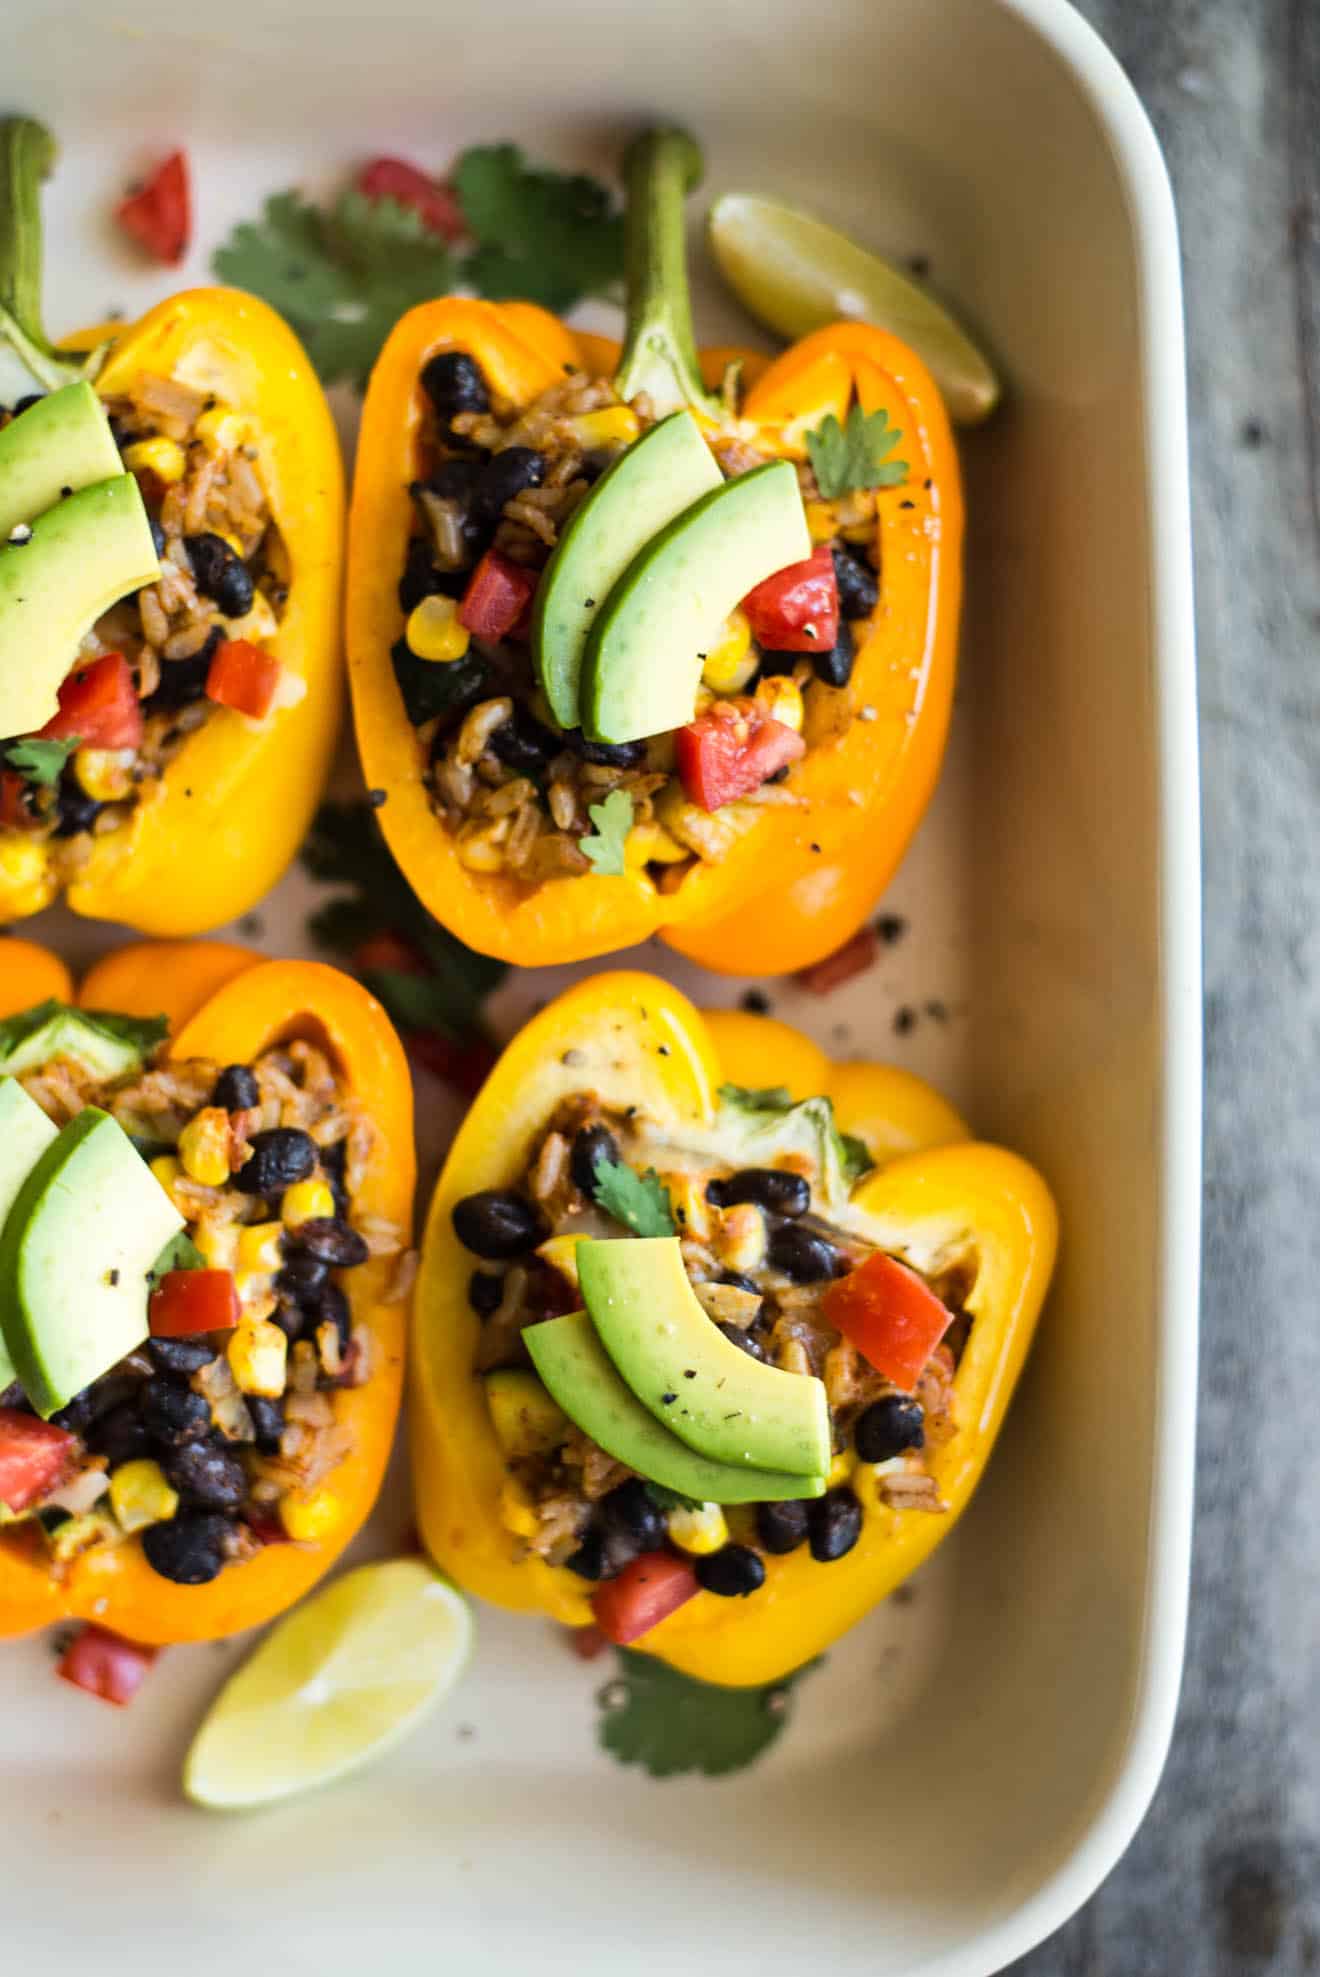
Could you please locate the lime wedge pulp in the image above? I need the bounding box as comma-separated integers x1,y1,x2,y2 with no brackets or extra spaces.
707,192,999,426
184,1559,474,1811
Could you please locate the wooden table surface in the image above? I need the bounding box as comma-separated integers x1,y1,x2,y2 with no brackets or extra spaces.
1010,0,1319,1970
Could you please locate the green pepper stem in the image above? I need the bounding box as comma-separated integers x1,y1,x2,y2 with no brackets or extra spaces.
613,127,714,416
0,119,83,391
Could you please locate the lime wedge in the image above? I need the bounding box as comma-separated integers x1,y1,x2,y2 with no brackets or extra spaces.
707,193,999,426
183,1559,473,1810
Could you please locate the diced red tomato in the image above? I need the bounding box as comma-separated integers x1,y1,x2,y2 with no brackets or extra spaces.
0,771,35,829
352,931,427,977
741,543,838,654
570,1623,609,1662
40,653,142,751
406,1028,498,1098
0,1409,76,1514
458,551,539,642
592,1552,700,1646
149,1269,241,1338
675,699,806,812
358,157,466,243
243,1510,290,1547
115,151,191,266
205,639,283,720
56,1625,158,1707
797,925,880,995
822,1251,953,1391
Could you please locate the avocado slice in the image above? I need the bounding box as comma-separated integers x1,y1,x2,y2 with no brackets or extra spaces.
581,460,811,745
577,1236,831,1477
0,1002,165,1080
524,1310,825,1503
0,382,124,541
0,1079,59,1393
532,411,722,728
0,473,160,737
0,1106,183,1417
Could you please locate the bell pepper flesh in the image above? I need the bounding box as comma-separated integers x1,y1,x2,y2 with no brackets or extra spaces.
55,1623,157,1706
149,1269,240,1338
676,700,805,811
40,652,142,750
114,151,190,266
0,940,414,1645
823,1250,954,1391
358,156,465,243
205,637,284,721
412,974,1057,1686
741,542,838,653
593,1552,699,1646
459,550,538,641
0,1409,76,1512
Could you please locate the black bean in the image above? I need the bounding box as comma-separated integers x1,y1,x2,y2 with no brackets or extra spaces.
473,446,546,521
287,1217,369,1269
719,1270,760,1297
139,1378,211,1447
246,1396,285,1455
184,531,254,617
570,1124,619,1200
490,705,559,776
399,534,463,612
831,543,879,620
315,1283,353,1352
142,1512,229,1585
854,1395,925,1463
812,620,856,689
235,1127,318,1197
51,775,103,840
275,1251,330,1306
756,1499,810,1554
321,1139,350,1218
721,1168,810,1217
452,1189,543,1260
420,351,491,437
51,1370,141,1434
149,516,168,557
756,648,799,678
705,1178,728,1208
808,1487,862,1562
165,1436,248,1510
716,1321,767,1360
12,392,44,416
564,1525,626,1582
417,458,485,504
695,1545,767,1598
768,1224,845,1283
599,1479,666,1554
85,1403,151,1468
565,731,647,769
468,1269,505,1319
211,1063,259,1112
394,638,490,729
270,1297,308,1344
148,1337,216,1378
143,626,223,713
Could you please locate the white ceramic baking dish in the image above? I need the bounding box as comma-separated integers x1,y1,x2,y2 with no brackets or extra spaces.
1,0,1199,1969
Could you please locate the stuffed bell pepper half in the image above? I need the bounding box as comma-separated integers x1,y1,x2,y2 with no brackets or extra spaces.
349,127,962,974
0,937,413,1644
412,975,1055,1687
0,120,344,933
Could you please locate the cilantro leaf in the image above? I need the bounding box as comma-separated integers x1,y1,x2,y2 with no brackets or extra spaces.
643,1482,703,1514
717,1082,793,1113
148,1231,206,1283
592,1158,675,1238
302,802,506,1040
454,146,625,313
806,404,908,498
0,1001,167,1073
578,788,634,876
2,736,79,787
598,1651,820,1779
80,1009,171,1055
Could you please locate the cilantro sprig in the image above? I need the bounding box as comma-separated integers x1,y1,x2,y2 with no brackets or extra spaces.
578,788,634,877
592,1158,675,1238
807,404,908,498
2,735,78,787
597,1651,820,1778
213,146,625,393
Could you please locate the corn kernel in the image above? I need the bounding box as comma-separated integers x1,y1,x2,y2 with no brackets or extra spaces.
74,746,136,803
279,1486,344,1544
148,1154,189,1214
485,1369,567,1461
237,1221,285,1275
48,1509,119,1564
827,1448,855,1489
667,1502,729,1555
122,436,187,484
701,610,756,694
194,405,250,453
714,1201,767,1273
178,1107,232,1187
755,675,805,734
406,594,471,663
567,405,640,450
222,588,279,643
0,834,55,918
805,499,838,544
281,1179,335,1230
499,1475,539,1539
624,821,689,869
108,1458,179,1534
665,1172,712,1243
228,1317,288,1397
456,819,509,873
537,1234,585,1288
195,1219,239,1272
